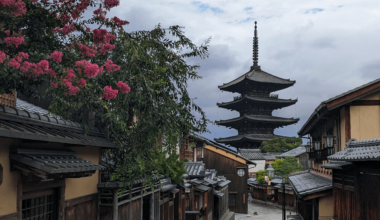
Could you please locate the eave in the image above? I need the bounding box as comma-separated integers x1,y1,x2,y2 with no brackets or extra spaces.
217,95,297,111
215,115,299,129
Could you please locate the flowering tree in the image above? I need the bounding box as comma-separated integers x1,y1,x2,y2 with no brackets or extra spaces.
0,0,210,186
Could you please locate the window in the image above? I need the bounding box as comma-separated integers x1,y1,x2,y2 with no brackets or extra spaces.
228,193,236,205
22,189,58,220
237,169,245,177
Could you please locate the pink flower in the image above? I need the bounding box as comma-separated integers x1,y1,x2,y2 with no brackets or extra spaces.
0,51,6,63
101,86,118,100
68,86,80,95
93,29,115,45
0,0,26,16
77,43,97,58
78,78,86,88
61,24,76,35
111,16,129,28
98,43,115,54
20,61,32,72
7,59,20,69
50,82,58,88
15,52,29,62
93,8,107,20
104,60,120,73
3,36,24,47
47,69,57,77
49,51,63,63
66,69,76,80
37,60,49,71
4,30,10,35
103,0,119,10
86,27,91,33
116,81,131,94
84,63,100,78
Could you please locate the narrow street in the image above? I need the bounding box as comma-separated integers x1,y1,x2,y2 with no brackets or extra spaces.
235,202,295,220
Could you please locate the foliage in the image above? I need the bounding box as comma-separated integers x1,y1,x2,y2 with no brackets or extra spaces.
260,137,302,153
272,157,303,177
0,0,210,188
256,170,269,183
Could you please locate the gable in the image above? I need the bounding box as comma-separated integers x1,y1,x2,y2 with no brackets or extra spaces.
204,144,246,165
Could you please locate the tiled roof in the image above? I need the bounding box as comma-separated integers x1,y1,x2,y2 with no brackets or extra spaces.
239,149,265,160
279,146,307,158
98,175,162,188
219,69,295,90
160,178,177,192
320,161,353,169
217,95,297,108
10,148,103,174
262,152,283,160
273,184,293,191
194,184,211,192
328,138,380,161
16,98,60,118
213,190,224,197
247,177,266,186
288,170,332,197
192,134,255,164
216,115,299,126
215,134,275,144
270,178,284,184
0,101,117,148
185,162,205,177
298,78,380,136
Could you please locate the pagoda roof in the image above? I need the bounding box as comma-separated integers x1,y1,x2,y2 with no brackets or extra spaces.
214,134,275,144
215,115,299,128
217,95,297,110
218,68,295,93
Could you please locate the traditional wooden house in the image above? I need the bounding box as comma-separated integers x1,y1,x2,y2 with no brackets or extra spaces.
288,170,332,220
238,149,266,177
0,99,118,220
214,22,298,168
188,134,256,214
321,137,380,220
262,152,283,165
295,77,380,220
279,146,311,171
184,162,234,220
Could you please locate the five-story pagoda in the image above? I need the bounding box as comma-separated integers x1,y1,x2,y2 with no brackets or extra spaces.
215,22,299,152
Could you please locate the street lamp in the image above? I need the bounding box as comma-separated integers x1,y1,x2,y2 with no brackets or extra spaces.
324,135,335,155
266,164,275,177
314,141,321,151
304,142,312,153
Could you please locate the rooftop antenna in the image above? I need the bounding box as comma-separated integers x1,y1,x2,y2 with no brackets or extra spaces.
251,21,260,70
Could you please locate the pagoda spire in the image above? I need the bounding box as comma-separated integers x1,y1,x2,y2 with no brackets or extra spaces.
252,21,259,70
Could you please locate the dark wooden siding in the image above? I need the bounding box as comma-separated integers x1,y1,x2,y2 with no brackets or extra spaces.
333,187,356,220
199,148,248,214
361,174,380,220
278,193,294,207
298,199,318,220
65,196,98,220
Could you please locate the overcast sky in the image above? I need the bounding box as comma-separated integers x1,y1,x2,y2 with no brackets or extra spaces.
111,0,380,145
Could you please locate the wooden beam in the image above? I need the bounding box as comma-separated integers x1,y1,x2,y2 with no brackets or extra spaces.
23,179,65,193
302,190,332,201
65,193,98,207
352,100,380,106
345,106,351,143
326,81,380,109
17,180,22,220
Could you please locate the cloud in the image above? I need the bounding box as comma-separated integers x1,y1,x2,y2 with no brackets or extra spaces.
109,0,380,145
360,60,380,79
305,8,324,14
192,1,224,14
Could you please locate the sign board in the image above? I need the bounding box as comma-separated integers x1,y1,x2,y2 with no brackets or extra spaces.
264,175,269,182
185,188,191,193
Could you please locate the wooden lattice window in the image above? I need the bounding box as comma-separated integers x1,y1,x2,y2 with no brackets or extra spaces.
333,170,355,189
228,193,236,206
22,189,58,220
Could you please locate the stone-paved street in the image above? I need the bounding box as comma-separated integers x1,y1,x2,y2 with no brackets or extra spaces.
235,202,295,220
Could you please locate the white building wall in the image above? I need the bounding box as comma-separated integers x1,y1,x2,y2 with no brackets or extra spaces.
249,160,266,173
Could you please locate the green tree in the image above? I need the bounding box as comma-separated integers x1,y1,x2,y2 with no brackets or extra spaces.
260,137,302,153
256,170,268,183
273,157,303,177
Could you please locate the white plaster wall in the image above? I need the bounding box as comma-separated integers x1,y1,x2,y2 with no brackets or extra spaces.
249,160,266,173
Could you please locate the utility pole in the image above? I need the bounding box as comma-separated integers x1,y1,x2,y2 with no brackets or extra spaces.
282,177,286,220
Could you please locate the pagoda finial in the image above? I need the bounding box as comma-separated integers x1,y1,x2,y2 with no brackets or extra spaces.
253,21,258,66
252,21,259,70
